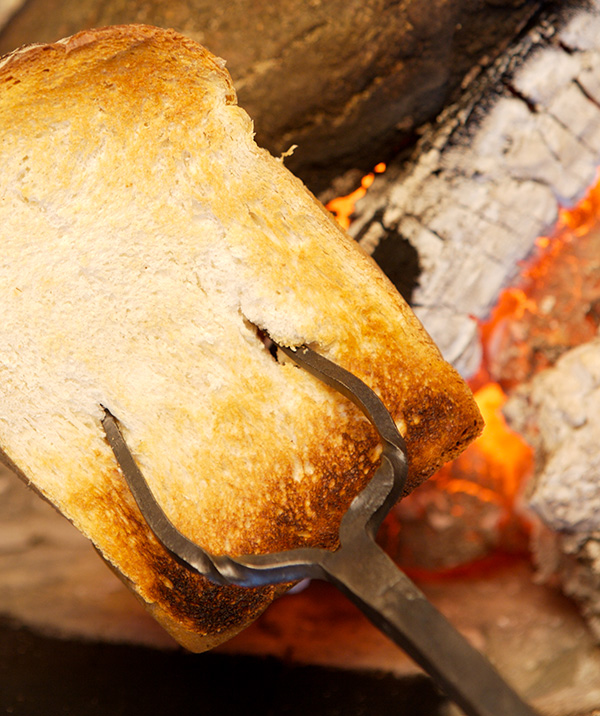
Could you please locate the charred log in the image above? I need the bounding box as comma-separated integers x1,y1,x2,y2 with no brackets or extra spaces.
351,0,600,376
505,338,600,643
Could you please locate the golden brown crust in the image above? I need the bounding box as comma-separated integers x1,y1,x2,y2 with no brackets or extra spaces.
0,24,234,94
0,24,483,651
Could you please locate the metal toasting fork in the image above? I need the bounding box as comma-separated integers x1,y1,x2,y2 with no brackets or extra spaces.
101,344,538,716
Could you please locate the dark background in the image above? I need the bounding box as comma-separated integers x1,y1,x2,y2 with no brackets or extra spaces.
0,619,449,715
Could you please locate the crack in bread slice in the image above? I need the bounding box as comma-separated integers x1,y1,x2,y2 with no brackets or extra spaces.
0,24,483,651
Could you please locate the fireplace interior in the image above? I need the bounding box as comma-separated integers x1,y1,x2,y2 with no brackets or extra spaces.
2,1,600,714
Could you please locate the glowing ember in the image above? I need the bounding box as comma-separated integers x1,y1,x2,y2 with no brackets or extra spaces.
556,175,600,237
326,162,386,229
398,176,600,572
482,172,600,390
326,166,600,574
437,382,533,511
379,378,534,574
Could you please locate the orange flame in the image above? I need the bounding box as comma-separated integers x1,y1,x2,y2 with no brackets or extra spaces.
328,165,600,573
556,175,600,236
527,172,600,280
447,173,600,546
432,383,533,520
326,162,386,229
480,170,600,391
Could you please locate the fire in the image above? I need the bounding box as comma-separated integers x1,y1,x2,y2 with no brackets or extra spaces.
472,384,528,501
482,171,600,390
326,162,386,229
490,185,600,328
328,164,600,573
556,175,600,236
438,382,533,510
409,175,600,572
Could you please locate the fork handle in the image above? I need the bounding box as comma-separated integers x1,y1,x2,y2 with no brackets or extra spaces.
319,537,538,716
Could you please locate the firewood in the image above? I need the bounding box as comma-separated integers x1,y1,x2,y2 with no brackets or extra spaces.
504,337,600,643
351,1,600,377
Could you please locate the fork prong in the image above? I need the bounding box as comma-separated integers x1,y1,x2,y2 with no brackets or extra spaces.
99,348,538,716
100,344,408,585
101,408,229,585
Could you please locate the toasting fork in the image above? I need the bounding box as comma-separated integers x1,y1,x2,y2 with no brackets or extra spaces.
101,344,538,716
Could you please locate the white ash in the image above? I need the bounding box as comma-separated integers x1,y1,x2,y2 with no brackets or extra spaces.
504,337,600,534
505,337,600,644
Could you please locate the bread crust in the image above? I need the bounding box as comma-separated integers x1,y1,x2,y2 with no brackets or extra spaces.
0,25,483,650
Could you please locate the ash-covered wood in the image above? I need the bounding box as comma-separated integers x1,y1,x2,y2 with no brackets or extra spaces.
504,338,600,643
0,0,543,196
351,0,600,377
506,338,600,534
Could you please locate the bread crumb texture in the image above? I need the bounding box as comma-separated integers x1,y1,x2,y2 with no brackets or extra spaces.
0,25,482,649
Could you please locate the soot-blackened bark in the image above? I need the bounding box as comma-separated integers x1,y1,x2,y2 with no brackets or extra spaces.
350,0,600,376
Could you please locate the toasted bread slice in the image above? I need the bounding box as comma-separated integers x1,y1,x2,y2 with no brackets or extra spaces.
0,25,483,650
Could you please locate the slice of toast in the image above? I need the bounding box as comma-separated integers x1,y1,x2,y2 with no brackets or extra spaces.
0,25,483,651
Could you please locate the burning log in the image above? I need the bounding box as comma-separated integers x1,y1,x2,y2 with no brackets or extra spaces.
505,338,600,643
464,164,600,647
506,338,600,537
481,181,600,389
350,0,600,377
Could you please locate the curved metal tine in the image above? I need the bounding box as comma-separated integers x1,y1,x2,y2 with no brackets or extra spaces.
217,452,408,587
101,409,228,586
339,447,405,542
278,345,409,540
103,405,324,586
213,548,327,587
100,344,409,588
278,345,405,451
